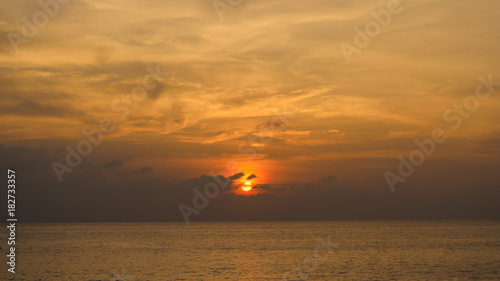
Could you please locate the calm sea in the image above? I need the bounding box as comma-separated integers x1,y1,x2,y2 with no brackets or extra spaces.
3,221,500,280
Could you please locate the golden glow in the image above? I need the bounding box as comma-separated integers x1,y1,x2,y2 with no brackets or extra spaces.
239,174,256,193
2,0,497,200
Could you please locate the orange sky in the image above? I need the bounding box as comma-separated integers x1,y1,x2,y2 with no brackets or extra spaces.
1,0,499,221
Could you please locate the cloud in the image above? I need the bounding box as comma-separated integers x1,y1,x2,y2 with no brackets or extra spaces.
0,101,86,118
229,172,245,180
1,143,500,222
319,176,336,183
251,184,273,190
246,174,257,180
137,166,153,173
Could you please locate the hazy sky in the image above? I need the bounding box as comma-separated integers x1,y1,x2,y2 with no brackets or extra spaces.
1,0,499,222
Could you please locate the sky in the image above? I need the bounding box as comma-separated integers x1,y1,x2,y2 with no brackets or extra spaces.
1,0,499,222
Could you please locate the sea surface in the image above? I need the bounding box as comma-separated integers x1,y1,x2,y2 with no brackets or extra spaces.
2,220,500,280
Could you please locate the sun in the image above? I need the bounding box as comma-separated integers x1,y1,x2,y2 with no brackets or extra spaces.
242,180,253,192
242,185,252,192
237,172,260,194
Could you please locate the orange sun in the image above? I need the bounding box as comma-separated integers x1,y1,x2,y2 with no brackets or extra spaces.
242,183,252,192
241,180,253,192
236,171,261,194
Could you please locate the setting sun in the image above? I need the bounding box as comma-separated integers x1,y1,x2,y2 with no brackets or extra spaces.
241,177,255,192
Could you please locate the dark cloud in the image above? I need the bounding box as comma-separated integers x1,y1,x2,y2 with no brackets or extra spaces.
1,143,500,223
229,172,245,180
147,82,165,99
177,174,236,191
0,101,86,118
320,176,336,183
246,174,257,180
137,166,153,173
252,184,272,190
0,144,56,173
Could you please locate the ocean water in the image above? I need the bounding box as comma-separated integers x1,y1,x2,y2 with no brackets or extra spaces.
3,221,500,280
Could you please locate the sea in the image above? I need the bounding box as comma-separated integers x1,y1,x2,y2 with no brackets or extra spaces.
2,220,500,280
